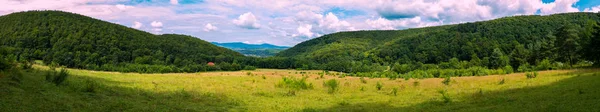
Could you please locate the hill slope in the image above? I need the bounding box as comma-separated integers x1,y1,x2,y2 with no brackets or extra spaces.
212,42,289,57
0,11,247,72
277,12,600,72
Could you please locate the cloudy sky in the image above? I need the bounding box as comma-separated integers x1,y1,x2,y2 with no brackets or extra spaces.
1,0,600,46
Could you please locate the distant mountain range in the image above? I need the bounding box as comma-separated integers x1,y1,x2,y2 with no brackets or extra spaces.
211,42,290,57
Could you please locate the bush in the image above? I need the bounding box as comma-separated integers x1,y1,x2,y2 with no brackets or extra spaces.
359,77,367,84
442,77,451,85
503,65,513,74
376,82,383,90
439,90,452,103
323,79,339,94
243,66,257,70
51,69,69,85
536,59,552,70
526,72,538,79
276,77,313,90
518,63,532,72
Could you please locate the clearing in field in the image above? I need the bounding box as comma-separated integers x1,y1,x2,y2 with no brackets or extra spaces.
1,65,600,111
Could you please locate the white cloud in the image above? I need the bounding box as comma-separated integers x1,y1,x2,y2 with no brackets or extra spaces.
151,21,163,27
204,23,218,32
296,24,314,37
132,21,143,29
170,0,179,5
0,0,599,46
151,21,163,33
540,0,580,15
584,6,600,12
233,12,260,29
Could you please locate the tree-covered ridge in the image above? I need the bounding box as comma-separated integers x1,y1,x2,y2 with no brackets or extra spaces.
0,11,248,73
277,12,600,73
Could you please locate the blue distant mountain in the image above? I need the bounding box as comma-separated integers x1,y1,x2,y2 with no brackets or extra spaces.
211,42,290,57
211,42,289,50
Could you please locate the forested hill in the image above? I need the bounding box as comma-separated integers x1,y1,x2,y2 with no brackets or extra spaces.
277,12,600,73
0,11,249,73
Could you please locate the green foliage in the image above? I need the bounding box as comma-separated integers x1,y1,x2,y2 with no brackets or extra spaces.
376,82,383,91
243,66,257,70
46,69,70,86
518,63,533,72
536,59,553,70
276,77,313,90
442,77,451,85
438,90,452,103
359,77,367,84
0,11,249,73
323,79,339,94
276,12,600,73
503,65,514,74
526,72,538,79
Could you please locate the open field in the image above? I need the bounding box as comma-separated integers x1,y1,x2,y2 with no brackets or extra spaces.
1,65,600,111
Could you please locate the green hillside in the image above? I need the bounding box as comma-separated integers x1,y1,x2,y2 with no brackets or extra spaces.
277,12,600,73
0,11,249,73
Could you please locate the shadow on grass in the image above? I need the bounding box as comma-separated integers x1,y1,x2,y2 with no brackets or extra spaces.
0,69,245,111
303,72,600,112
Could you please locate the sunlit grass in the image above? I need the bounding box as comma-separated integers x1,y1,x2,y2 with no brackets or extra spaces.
1,65,599,111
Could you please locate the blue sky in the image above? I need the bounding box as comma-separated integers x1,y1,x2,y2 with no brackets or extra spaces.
1,0,600,46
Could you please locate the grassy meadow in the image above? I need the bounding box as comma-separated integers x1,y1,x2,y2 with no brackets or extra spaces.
1,65,600,111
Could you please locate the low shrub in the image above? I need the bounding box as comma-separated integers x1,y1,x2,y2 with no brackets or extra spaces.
438,90,452,103
323,79,339,94
442,77,451,85
376,82,383,90
47,69,69,86
391,88,398,96
359,77,367,84
526,72,538,79
276,77,313,90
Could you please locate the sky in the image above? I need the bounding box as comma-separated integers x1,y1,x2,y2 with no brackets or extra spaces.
1,0,600,46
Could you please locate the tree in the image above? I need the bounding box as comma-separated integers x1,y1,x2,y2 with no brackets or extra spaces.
555,24,581,67
584,22,600,66
490,48,509,69
510,44,530,68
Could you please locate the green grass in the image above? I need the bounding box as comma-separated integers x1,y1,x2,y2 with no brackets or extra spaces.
1,65,600,111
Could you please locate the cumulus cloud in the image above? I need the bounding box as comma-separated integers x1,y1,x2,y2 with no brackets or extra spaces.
1,0,600,46
540,0,580,15
296,24,314,37
132,21,143,29
291,11,355,38
584,6,600,12
233,12,260,29
204,23,218,32
151,21,163,27
150,21,163,33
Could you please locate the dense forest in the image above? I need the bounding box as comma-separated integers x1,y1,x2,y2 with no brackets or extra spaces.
2,11,600,78
276,12,600,76
0,11,255,73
